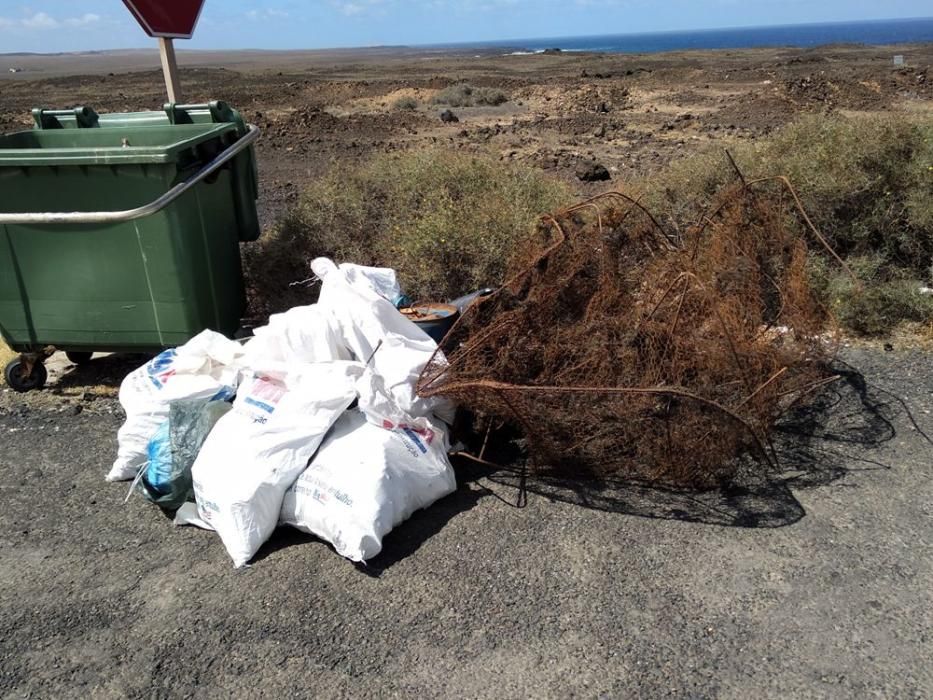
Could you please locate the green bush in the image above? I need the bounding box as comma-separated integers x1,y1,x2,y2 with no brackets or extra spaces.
644,113,933,334
244,148,570,317
808,255,933,335
433,84,509,107
393,95,419,111
841,283,933,336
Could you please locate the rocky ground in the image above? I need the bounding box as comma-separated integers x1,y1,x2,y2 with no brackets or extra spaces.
1,44,933,698
2,43,931,228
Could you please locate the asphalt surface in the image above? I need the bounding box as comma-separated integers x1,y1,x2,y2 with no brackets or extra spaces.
0,346,931,698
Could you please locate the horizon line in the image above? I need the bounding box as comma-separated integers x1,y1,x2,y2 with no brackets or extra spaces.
2,15,932,57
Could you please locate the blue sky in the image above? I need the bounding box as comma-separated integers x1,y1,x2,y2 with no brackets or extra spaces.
0,1,930,53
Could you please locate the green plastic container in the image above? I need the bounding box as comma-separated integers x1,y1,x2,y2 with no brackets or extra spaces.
0,102,260,364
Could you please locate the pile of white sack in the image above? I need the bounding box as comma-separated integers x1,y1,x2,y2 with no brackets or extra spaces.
107,258,457,568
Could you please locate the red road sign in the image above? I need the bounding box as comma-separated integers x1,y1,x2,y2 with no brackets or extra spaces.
122,0,205,39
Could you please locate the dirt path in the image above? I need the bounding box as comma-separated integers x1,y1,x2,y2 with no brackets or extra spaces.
0,347,931,697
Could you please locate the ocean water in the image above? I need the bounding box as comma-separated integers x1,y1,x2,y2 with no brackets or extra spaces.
443,17,933,55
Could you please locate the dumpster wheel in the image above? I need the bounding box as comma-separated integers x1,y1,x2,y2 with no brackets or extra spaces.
65,351,94,366
4,358,48,393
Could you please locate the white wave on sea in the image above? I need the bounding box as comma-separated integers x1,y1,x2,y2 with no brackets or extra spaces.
505,48,603,56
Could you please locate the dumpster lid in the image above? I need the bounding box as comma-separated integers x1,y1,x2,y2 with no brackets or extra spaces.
0,122,241,167
30,102,247,133
0,102,251,167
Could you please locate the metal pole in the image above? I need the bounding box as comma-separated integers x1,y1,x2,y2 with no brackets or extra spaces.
158,37,181,103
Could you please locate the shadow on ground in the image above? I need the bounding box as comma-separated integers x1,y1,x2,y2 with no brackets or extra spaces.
52,353,150,392
252,486,484,576
258,365,905,574
280,364,907,575
137,363,916,574
454,366,903,529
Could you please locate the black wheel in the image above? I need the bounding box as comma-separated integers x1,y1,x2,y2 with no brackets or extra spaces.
65,351,94,365
4,359,48,393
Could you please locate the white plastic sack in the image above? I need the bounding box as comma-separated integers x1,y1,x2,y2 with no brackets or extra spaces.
280,409,456,563
173,501,213,530
242,304,349,370
190,361,363,567
311,257,454,423
338,263,402,303
107,330,243,482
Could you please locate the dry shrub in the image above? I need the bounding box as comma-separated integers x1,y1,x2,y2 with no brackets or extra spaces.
419,179,844,488
644,113,933,334
393,96,419,111
244,148,570,319
809,254,933,336
433,84,509,107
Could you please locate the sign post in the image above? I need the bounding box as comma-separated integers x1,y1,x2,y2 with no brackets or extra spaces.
121,0,206,103
158,38,181,103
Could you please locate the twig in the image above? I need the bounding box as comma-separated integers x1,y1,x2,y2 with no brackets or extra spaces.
724,149,747,187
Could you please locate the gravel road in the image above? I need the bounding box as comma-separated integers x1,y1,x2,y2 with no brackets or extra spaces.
0,346,930,698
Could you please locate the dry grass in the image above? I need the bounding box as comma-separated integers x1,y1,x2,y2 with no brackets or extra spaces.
433,84,509,107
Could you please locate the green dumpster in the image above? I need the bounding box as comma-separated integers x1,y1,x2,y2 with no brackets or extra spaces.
0,101,261,391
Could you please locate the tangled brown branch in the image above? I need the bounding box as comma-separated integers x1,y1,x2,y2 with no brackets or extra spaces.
418,176,845,488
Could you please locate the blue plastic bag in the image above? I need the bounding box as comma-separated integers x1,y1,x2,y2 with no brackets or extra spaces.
136,396,233,509
144,420,174,495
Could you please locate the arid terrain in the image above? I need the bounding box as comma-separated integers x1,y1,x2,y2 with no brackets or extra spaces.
2,44,931,227
1,45,932,698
